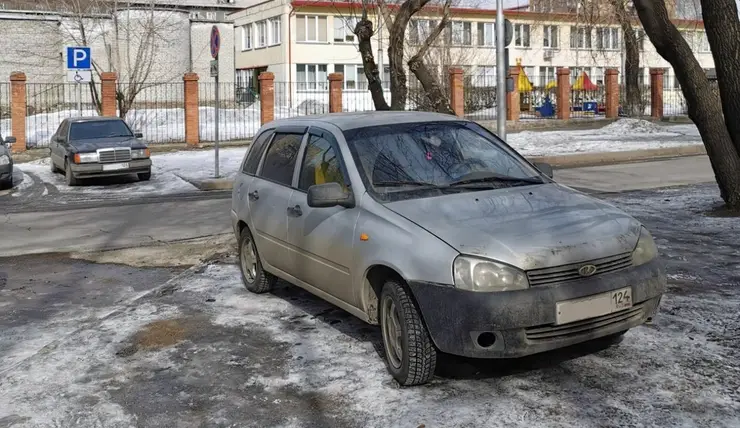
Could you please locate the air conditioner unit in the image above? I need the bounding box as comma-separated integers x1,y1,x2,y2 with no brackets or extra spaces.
543,50,554,60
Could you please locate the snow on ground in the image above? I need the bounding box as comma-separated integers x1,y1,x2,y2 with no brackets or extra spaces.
508,119,701,156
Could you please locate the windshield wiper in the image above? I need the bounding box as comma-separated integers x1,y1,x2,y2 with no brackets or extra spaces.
373,180,441,188
447,173,543,187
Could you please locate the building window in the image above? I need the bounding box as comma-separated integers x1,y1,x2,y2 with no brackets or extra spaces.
409,19,437,45
543,25,558,49
699,32,711,53
333,16,357,43
450,21,472,45
570,26,591,49
297,64,328,90
540,66,557,86
477,22,494,47
597,27,620,50
474,66,496,86
269,17,281,45
297,15,327,42
242,24,252,50
334,64,369,90
255,21,268,48
634,29,645,51
514,24,530,47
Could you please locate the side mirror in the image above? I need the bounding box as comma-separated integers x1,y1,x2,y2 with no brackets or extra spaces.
4,136,15,146
307,182,355,209
134,131,143,138
533,162,554,179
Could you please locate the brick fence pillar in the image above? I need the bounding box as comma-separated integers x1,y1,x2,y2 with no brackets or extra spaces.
100,72,117,117
183,73,200,146
448,67,464,118
259,72,274,125
328,73,343,113
605,68,620,119
650,68,664,119
507,67,520,121
556,68,571,120
9,72,26,153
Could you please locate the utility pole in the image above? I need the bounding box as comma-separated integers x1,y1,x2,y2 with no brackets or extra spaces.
496,0,506,140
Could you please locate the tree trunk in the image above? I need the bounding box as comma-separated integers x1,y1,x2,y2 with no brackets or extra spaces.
387,0,431,110
355,17,390,111
633,0,740,207
699,0,740,155
610,0,641,116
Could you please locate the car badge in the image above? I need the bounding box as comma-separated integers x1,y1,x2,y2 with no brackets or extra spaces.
578,264,598,277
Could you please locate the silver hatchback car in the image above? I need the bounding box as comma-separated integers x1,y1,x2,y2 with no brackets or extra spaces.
230,112,666,386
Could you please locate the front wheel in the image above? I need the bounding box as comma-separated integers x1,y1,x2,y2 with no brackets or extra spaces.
138,170,151,181
65,160,79,186
238,227,277,294
380,280,437,386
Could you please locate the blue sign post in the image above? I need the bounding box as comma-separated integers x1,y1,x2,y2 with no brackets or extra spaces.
210,26,221,178
66,47,91,70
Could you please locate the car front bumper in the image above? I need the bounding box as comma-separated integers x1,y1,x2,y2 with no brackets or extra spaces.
70,159,152,179
408,258,666,359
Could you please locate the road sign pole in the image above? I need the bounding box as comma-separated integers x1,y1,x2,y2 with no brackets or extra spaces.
215,69,220,178
211,25,221,178
77,82,82,115
496,0,506,141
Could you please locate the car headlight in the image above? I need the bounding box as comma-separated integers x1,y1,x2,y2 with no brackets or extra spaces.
74,152,99,163
453,256,529,292
632,226,658,266
132,148,150,159
0,155,9,166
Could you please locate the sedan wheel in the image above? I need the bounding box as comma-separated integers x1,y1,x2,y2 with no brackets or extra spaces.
238,227,276,294
379,280,437,386
65,161,79,186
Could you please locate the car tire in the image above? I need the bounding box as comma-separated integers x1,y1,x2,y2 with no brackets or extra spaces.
238,226,277,294
138,170,151,181
380,279,437,386
0,177,11,190
65,160,79,186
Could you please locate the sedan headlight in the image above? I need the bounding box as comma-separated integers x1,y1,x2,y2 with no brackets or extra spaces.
74,152,99,163
453,256,529,292
0,154,9,166
132,148,150,159
632,226,658,266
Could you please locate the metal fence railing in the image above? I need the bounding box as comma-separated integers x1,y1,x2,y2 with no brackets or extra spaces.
25,83,99,147
199,82,259,142
119,82,185,144
663,87,689,117
0,83,10,138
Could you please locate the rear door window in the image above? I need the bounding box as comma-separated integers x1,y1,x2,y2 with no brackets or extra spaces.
258,133,303,186
242,130,274,175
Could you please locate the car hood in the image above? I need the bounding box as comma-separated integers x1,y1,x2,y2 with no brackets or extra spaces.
69,137,145,152
384,183,641,270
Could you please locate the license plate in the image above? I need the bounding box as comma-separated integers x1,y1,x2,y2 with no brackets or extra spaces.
102,162,129,171
555,287,633,325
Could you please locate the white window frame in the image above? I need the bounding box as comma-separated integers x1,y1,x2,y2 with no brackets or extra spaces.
333,16,357,43
450,21,471,45
409,19,436,45
540,66,557,86
543,25,558,49
268,17,281,46
514,23,530,47
298,15,324,42
255,20,268,48
477,22,494,47
297,64,329,91
473,65,496,87
242,24,252,50
570,26,591,49
597,27,620,50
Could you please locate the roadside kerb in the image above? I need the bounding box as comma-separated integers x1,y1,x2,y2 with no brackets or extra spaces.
183,144,706,191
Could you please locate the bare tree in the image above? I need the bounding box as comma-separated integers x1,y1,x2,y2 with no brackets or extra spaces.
633,0,740,208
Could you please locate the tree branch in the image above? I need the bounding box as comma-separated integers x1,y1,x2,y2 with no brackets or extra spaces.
355,0,390,110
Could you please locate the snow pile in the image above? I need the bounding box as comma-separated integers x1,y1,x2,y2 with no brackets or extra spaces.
601,118,666,134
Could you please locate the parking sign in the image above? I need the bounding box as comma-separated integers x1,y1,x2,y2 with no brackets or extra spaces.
66,46,91,69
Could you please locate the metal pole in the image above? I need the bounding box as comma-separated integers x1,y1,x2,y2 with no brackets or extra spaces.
496,0,506,140
78,82,82,116
214,62,220,178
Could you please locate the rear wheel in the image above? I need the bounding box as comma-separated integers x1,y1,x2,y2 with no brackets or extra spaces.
380,280,437,386
65,160,79,186
238,227,277,294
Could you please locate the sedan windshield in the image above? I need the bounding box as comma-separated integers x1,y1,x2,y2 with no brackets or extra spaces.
70,120,133,140
343,121,544,201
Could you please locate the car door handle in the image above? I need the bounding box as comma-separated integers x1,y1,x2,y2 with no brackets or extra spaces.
248,190,259,201
287,205,302,217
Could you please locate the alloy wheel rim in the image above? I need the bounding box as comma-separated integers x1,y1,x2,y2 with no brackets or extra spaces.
382,296,403,369
241,237,258,283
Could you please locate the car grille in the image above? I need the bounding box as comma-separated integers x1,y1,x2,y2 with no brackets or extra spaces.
525,303,645,342
526,253,633,286
97,148,131,163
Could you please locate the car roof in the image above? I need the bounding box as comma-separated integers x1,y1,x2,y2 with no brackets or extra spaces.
65,116,124,124
267,111,463,131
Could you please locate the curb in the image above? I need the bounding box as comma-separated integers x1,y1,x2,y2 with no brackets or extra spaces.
186,145,707,190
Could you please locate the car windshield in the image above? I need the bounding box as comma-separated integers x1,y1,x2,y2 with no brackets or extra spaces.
343,121,544,202
69,120,133,140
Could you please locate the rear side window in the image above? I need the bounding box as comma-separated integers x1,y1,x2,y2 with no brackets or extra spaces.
258,133,303,186
242,130,274,174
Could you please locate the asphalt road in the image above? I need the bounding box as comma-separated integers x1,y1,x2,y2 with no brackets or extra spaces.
0,155,717,258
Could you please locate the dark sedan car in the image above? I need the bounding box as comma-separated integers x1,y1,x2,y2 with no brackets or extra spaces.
49,117,152,186
0,135,17,189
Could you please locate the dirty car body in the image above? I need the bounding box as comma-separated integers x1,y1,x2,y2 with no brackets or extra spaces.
49,117,152,185
231,111,666,386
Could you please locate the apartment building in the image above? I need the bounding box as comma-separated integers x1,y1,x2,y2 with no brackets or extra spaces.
230,0,714,106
